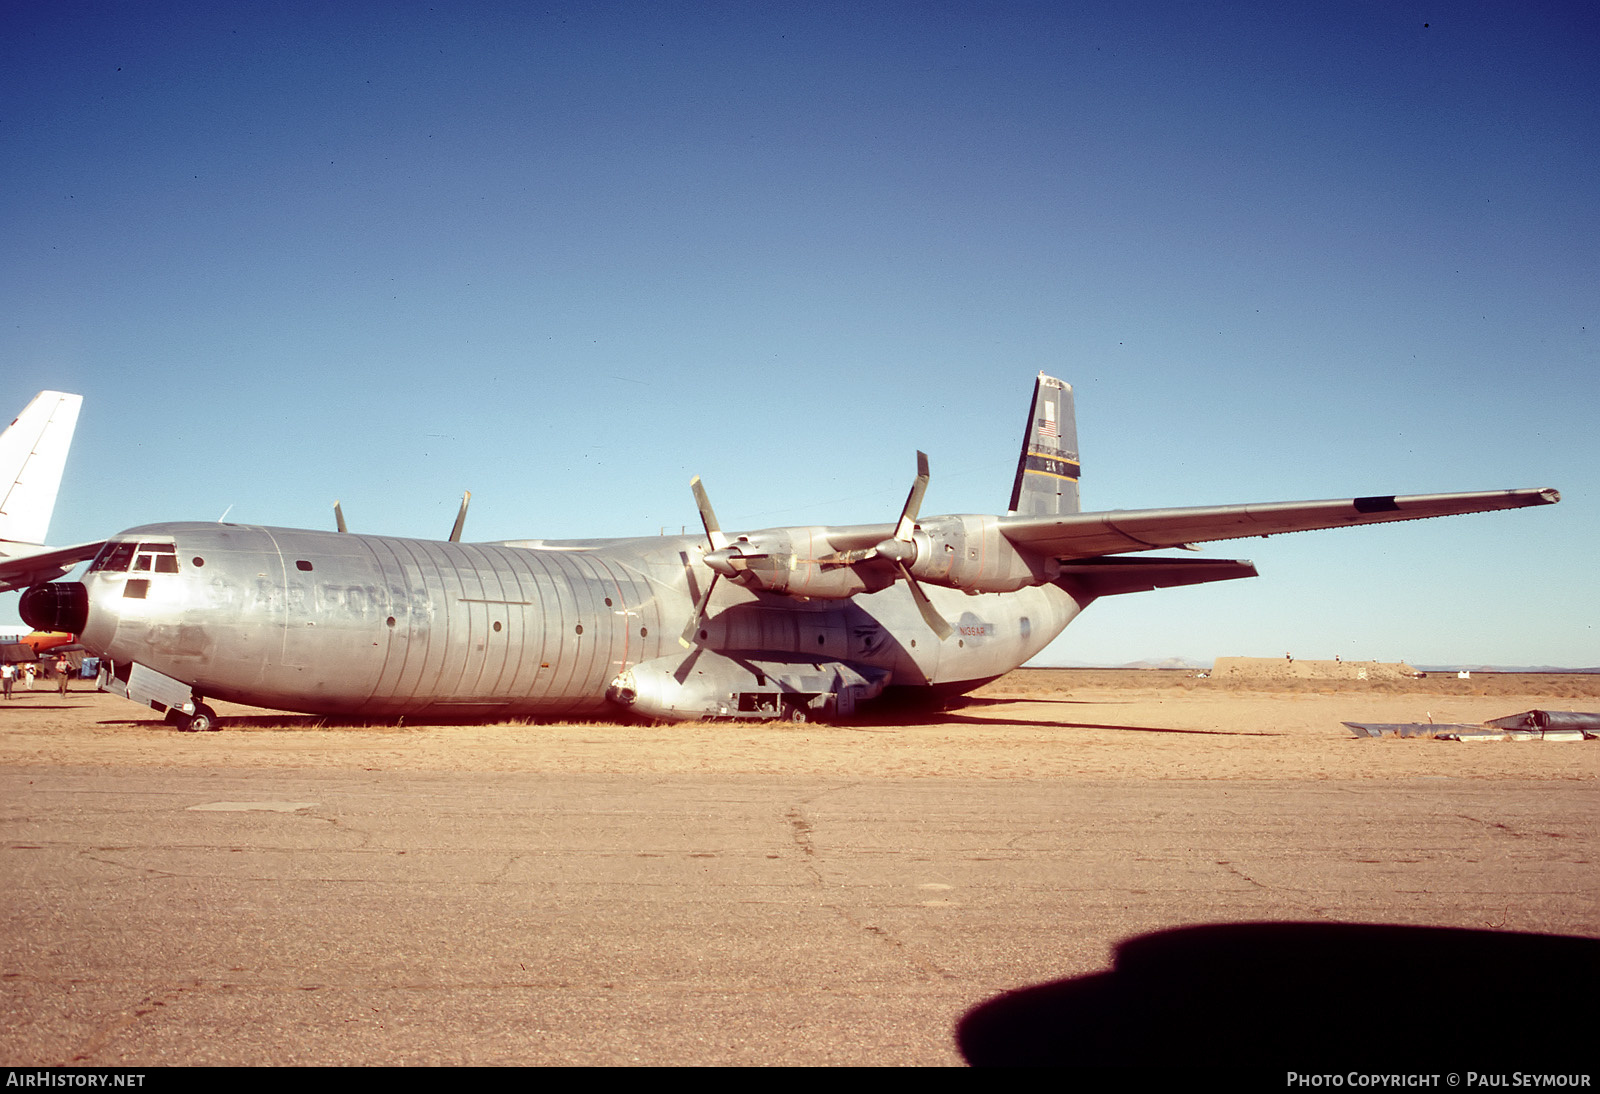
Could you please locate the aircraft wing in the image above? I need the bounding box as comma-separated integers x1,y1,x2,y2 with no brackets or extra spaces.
999,488,1560,560
0,540,106,592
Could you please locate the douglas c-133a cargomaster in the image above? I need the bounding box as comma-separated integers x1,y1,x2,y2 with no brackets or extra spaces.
21,375,1559,731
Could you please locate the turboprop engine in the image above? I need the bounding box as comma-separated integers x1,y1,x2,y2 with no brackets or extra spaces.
679,452,1056,645
904,514,1061,593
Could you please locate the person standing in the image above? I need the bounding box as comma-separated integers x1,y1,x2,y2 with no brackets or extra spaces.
1,662,13,700
57,657,70,696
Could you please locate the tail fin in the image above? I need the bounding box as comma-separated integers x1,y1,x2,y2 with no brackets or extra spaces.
1008,373,1079,516
0,391,83,546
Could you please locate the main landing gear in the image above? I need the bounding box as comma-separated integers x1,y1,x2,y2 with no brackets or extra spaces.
165,702,220,732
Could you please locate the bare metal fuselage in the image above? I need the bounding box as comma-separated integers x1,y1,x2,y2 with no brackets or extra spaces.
79,521,1078,720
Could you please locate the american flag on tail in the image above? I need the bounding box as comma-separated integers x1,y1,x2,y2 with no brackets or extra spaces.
1038,401,1057,438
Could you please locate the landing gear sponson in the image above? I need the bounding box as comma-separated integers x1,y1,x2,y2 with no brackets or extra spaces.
100,659,221,731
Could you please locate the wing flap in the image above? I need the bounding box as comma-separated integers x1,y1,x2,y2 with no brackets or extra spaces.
1056,556,1259,600
1001,488,1559,560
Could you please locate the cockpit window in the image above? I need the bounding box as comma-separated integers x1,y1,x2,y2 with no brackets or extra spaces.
90,542,136,573
134,544,179,573
90,542,178,574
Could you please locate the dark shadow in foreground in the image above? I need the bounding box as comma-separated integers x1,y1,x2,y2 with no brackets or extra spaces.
957,922,1599,1067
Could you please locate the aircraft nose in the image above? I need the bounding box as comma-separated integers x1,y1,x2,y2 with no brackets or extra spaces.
19,582,88,635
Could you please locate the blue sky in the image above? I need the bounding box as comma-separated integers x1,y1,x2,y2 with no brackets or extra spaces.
3,1,1595,666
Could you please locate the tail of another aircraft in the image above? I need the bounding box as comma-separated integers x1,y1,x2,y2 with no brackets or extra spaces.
1008,373,1079,516
0,391,83,546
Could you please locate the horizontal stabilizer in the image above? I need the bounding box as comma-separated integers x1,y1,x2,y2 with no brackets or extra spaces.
1002,488,1559,560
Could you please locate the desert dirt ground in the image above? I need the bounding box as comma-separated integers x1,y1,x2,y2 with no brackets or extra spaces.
2,669,1596,1066
3,668,1598,780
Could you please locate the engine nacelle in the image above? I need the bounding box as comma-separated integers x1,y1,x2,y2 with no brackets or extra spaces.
908,515,1059,593
692,517,1059,603
701,530,899,600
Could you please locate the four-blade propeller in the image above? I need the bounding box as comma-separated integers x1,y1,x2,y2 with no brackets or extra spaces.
679,476,728,647
678,477,771,646
861,451,953,641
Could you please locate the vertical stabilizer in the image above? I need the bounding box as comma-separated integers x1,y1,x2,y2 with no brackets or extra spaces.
1008,373,1079,516
0,391,83,545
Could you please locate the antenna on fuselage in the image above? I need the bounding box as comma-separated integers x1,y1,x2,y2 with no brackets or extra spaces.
449,491,471,542
334,501,348,533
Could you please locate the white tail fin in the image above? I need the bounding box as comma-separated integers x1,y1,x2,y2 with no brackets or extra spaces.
0,391,83,545
1008,374,1079,516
